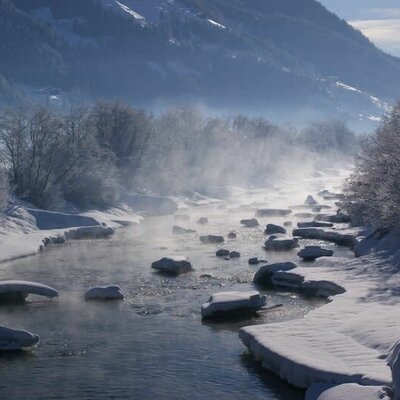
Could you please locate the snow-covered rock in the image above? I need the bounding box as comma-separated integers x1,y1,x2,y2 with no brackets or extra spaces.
265,224,286,235
298,246,334,261
0,325,40,350
201,291,267,319
305,383,392,400
200,235,224,244
264,236,299,251
0,280,58,302
84,285,124,300
256,209,292,217
151,256,193,275
240,218,259,228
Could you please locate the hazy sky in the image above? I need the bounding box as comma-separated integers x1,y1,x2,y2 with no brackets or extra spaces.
319,0,400,57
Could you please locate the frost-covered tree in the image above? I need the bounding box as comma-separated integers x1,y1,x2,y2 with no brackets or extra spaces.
345,103,400,228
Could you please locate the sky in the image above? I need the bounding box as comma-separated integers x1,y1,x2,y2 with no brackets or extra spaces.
319,0,400,57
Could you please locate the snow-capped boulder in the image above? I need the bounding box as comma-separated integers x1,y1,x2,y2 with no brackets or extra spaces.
0,280,58,302
253,262,298,286
298,246,334,261
240,218,259,228
200,235,224,244
84,285,124,300
264,236,299,251
0,325,40,350
305,195,318,206
256,209,292,217
201,291,267,319
305,383,392,400
172,225,196,235
151,256,193,276
265,224,286,235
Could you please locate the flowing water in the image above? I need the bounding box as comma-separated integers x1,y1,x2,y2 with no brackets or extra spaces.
0,178,353,400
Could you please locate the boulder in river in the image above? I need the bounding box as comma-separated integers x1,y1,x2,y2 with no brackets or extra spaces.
216,249,230,257
293,228,356,248
256,209,292,217
0,280,58,303
197,217,208,225
228,232,237,239
248,257,264,265
297,221,334,228
263,237,299,251
85,285,125,300
172,225,196,235
0,325,40,350
229,251,241,259
298,246,334,261
253,262,298,286
200,235,225,244
240,218,259,228
151,256,193,276
283,221,292,227
304,195,318,206
201,291,267,319
265,224,286,235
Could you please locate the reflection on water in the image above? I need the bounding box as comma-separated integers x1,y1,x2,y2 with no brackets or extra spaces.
0,192,348,400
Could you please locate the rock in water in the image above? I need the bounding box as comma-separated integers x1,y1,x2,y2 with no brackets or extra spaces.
264,237,299,251
240,218,259,228
265,224,286,235
0,325,40,350
228,232,237,239
253,262,298,286
297,221,334,228
229,251,241,258
197,217,208,225
0,280,58,303
200,235,224,244
304,195,318,206
201,291,267,318
298,246,334,261
151,256,193,276
172,225,196,235
84,286,125,300
256,209,292,217
216,249,230,257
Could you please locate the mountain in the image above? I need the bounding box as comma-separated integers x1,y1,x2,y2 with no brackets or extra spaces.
1,0,400,125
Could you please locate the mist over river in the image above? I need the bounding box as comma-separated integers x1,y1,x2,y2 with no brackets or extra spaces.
0,169,352,400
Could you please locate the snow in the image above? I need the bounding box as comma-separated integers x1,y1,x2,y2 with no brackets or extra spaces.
84,285,125,300
0,280,58,300
305,383,392,400
207,19,226,29
201,291,266,318
151,256,193,276
116,1,145,20
0,325,40,351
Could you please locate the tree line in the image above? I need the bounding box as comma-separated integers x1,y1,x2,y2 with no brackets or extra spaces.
0,101,358,211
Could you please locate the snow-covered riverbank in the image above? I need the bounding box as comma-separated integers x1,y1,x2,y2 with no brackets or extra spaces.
239,174,400,399
0,204,143,263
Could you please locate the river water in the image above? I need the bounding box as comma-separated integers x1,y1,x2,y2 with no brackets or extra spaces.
0,179,352,400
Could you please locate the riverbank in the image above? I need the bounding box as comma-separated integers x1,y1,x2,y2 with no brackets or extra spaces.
239,187,400,399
